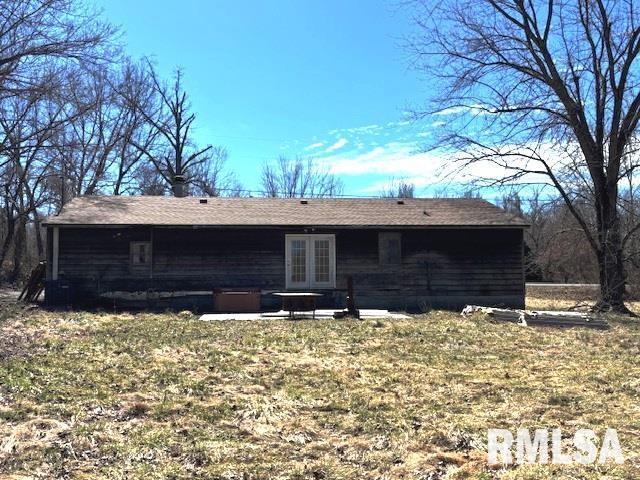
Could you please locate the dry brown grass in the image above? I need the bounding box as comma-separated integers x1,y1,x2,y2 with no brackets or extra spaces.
527,284,640,312
0,297,638,479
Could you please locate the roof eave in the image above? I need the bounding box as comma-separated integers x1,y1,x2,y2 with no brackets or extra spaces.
42,222,529,229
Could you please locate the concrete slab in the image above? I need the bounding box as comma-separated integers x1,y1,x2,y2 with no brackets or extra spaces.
365,311,412,320
200,313,265,321
262,309,335,318
199,309,412,322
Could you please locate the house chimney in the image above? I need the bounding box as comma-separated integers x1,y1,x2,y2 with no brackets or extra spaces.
172,174,187,197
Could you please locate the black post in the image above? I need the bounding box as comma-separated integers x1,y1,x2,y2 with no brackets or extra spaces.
347,276,359,318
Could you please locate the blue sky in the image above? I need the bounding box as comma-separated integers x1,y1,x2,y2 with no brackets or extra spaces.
95,0,451,196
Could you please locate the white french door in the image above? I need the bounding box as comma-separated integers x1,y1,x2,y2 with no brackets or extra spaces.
285,234,335,289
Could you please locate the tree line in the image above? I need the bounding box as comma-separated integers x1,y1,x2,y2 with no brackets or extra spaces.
0,0,348,283
5,0,640,315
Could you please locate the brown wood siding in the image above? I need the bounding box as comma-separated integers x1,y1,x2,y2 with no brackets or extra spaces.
54,226,524,310
152,228,285,290
334,229,523,309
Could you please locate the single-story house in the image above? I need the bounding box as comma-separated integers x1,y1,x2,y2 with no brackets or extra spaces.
42,196,528,311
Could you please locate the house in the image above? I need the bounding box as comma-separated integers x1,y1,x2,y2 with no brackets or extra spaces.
42,196,528,311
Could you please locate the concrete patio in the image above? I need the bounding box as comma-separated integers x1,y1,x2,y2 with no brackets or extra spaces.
199,309,412,321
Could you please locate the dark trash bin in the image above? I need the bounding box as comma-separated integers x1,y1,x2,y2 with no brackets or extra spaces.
45,280,74,307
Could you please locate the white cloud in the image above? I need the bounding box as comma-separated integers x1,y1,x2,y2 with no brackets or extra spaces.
302,120,573,196
325,137,348,153
316,138,557,195
386,120,410,127
434,106,469,116
304,141,324,151
320,143,439,177
327,124,382,136
434,104,489,116
346,124,380,134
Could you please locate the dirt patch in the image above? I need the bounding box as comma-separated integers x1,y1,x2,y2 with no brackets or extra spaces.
0,418,71,464
0,308,47,361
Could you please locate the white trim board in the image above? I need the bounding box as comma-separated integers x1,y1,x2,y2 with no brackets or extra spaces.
52,227,59,281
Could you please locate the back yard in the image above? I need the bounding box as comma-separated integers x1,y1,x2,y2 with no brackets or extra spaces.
0,292,639,479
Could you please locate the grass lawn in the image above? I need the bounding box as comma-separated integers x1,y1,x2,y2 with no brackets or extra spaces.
0,295,639,479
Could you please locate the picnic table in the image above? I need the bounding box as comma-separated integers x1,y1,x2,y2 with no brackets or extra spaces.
272,292,323,319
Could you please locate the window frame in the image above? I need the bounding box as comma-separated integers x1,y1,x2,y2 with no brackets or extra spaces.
130,241,152,269
285,234,336,289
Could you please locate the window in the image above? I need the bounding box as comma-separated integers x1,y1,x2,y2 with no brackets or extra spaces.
379,232,401,266
285,234,335,289
130,241,152,267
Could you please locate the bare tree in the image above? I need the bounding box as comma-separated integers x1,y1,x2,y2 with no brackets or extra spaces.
410,0,640,313
0,0,114,98
123,62,216,196
47,61,161,199
51,66,122,197
432,187,483,199
0,0,114,279
508,191,601,283
135,163,168,196
111,61,159,195
0,73,73,280
261,156,343,198
189,147,244,197
380,178,416,198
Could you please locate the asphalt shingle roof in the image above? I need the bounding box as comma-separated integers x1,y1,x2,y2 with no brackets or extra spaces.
43,196,528,228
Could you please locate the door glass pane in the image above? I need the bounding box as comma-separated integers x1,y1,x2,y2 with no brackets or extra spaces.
291,239,306,283
314,239,330,283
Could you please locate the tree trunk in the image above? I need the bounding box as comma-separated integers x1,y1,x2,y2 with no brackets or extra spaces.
34,213,44,259
593,202,630,314
0,209,15,277
10,215,26,283
596,248,627,312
